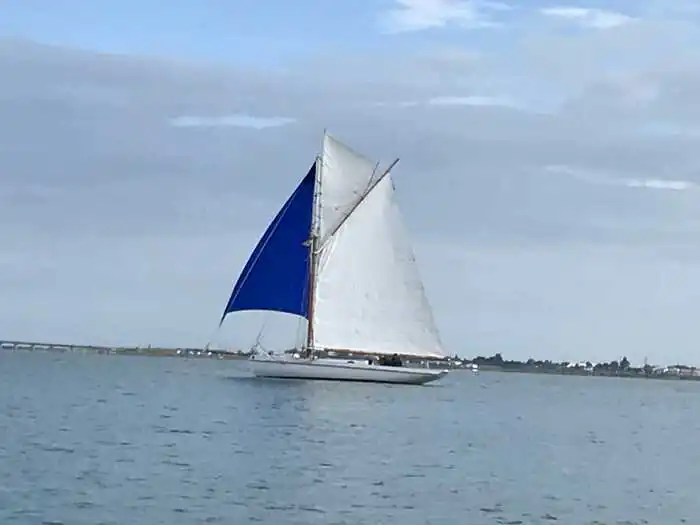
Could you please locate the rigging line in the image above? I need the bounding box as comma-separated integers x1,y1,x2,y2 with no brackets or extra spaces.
318,157,400,251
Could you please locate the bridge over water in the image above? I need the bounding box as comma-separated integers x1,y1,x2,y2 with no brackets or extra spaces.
0,339,117,352
0,339,237,357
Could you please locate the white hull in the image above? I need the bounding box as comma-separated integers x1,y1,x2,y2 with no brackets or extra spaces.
248,356,448,385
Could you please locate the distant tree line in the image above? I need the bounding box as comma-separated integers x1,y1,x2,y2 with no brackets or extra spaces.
468,353,658,376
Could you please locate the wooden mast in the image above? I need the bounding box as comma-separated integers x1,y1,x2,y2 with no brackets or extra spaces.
304,147,323,357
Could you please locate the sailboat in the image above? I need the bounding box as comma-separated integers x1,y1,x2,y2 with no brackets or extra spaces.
217,132,449,385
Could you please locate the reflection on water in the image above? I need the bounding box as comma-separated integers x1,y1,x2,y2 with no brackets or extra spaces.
1,351,698,524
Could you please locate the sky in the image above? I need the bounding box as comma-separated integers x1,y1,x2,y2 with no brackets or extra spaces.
3,0,700,365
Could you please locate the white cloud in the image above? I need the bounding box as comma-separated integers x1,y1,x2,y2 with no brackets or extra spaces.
371,94,524,110
541,6,636,29
6,26,700,364
428,95,520,108
380,0,511,33
545,165,697,191
170,114,295,129
623,178,696,191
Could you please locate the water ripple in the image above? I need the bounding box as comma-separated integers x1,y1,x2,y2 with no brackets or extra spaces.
2,352,700,524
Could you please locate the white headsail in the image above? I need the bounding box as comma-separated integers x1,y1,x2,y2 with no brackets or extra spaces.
311,134,446,359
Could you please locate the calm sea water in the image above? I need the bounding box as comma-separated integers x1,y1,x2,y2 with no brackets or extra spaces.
1,351,698,525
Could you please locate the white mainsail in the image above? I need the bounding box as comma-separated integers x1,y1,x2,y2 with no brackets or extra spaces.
311,134,446,359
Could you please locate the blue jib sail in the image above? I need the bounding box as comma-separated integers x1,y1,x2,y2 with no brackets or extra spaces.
220,164,316,323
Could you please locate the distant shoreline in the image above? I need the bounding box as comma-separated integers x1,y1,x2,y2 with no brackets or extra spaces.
476,364,700,381
4,345,700,382
1,345,249,360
